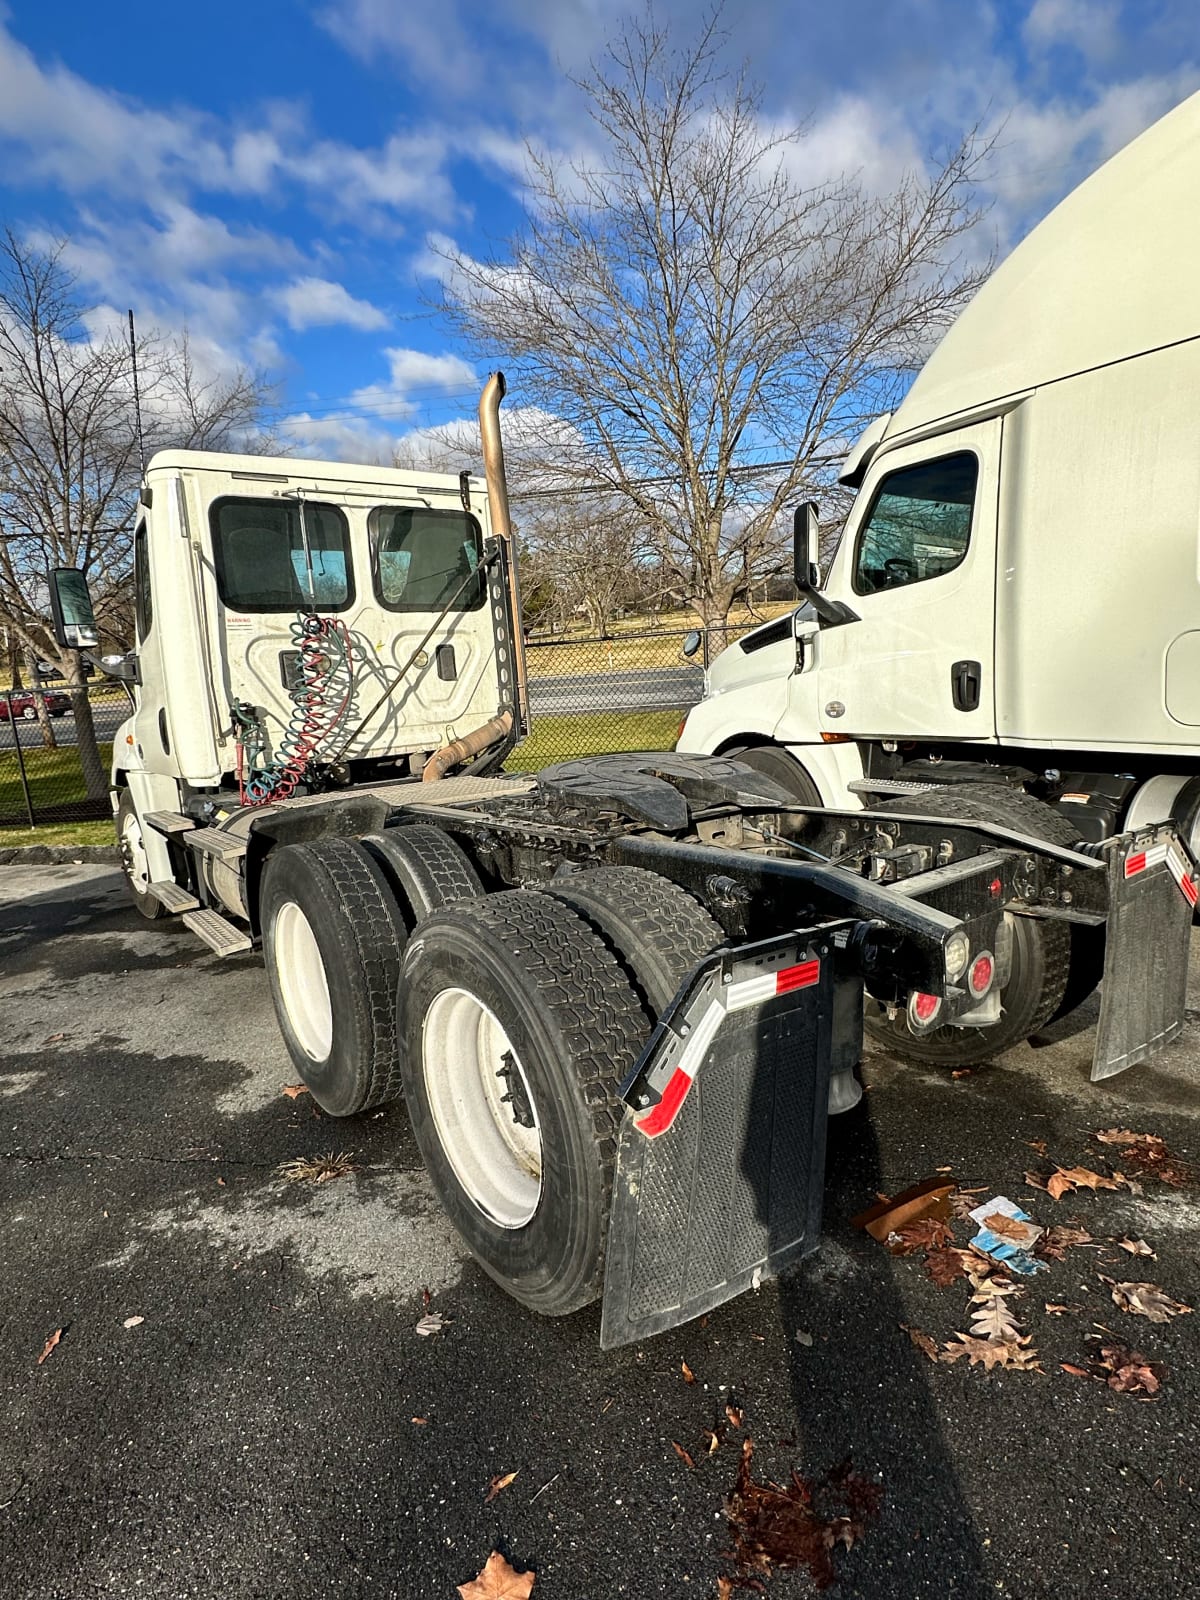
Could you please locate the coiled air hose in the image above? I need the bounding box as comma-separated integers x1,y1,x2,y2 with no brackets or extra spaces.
233,614,354,806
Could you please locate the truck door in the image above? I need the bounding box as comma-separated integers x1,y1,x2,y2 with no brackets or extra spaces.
815,419,1000,740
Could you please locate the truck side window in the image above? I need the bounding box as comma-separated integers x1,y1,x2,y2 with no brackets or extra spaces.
371,507,485,613
134,521,153,641
210,499,353,613
852,452,978,596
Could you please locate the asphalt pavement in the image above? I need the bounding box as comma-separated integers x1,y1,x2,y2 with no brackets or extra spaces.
1,865,1197,1600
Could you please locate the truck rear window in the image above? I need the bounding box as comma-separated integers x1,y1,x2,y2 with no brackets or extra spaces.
210,498,353,613
371,507,485,613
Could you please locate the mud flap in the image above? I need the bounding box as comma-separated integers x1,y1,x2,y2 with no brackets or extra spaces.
1093,829,1195,1081
600,932,842,1349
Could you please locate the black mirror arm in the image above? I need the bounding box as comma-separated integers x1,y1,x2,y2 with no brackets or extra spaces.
794,581,859,628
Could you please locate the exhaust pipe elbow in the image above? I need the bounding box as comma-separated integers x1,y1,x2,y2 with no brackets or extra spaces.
478,371,511,541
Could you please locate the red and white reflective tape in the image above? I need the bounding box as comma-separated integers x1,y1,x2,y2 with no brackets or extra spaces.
634,958,821,1138
1125,840,1198,907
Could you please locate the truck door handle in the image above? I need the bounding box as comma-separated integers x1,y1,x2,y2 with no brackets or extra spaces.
951,660,981,713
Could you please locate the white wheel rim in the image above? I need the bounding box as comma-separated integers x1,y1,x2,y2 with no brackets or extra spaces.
422,987,543,1229
120,807,152,895
273,901,334,1061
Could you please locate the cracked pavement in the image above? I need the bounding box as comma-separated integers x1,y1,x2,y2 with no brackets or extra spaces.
1,864,1198,1599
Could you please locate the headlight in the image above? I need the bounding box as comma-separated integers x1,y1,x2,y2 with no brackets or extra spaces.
944,929,971,982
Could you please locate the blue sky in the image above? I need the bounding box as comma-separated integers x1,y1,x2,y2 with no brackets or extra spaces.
1,0,1196,462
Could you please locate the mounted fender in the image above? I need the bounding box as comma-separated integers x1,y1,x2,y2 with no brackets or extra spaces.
242,794,390,935
711,740,866,810
117,769,184,886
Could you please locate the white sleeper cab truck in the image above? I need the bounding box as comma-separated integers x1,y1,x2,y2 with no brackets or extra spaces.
679,91,1200,1067
49,375,1197,1348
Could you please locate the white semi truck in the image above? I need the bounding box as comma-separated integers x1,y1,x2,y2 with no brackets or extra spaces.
679,91,1200,1066
46,118,1199,1339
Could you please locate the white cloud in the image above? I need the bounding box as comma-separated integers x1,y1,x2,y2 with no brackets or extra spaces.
348,346,477,418
278,411,401,464
274,277,389,332
1023,0,1120,61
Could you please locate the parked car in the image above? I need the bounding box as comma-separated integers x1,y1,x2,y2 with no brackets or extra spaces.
0,689,72,721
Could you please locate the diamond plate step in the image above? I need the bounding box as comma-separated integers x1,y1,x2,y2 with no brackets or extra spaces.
184,827,247,862
148,880,200,913
142,809,196,835
848,778,942,798
181,908,253,956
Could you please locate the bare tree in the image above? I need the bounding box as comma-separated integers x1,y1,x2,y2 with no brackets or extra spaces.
437,12,991,638
519,496,648,637
0,231,270,795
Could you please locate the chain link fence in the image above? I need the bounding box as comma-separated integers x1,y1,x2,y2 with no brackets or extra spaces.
505,621,767,771
0,619,778,827
0,683,126,827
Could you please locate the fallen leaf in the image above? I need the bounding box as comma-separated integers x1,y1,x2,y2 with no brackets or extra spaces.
411,1416,429,1425
484,1471,519,1503
967,1277,1023,1343
717,1579,734,1600
1027,1138,1049,1155
900,1324,939,1362
122,1315,144,1329
1044,1303,1082,1316
1035,1224,1095,1262
1060,1362,1092,1378
415,1312,448,1337
1094,1128,1163,1147
1118,1237,1156,1258
940,1333,1041,1371
1024,1169,1049,1192
951,1068,972,1079
1065,1340,1167,1395
949,1185,988,1220
216,1177,226,1187
672,1440,696,1470
725,1402,743,1429
44,1032,66,1043
983,1211,1040,1244
1101,1278,1193,1323
925,1247,969,1287
281,1084,310,1099
794,1328,814,1347
681,1360,696,1384
704,1429,721,1456
1047,1166,1121,1201
852,1180,953,1242
36,1328,62,1365
456,1551,535,1599
888,1216,954,1256
724,1438,883,1590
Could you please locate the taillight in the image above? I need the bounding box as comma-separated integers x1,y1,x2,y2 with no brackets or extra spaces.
908,991,942,1030
968,953,994,996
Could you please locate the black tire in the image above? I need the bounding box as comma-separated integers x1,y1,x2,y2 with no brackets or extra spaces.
116,791,166,921
359,824,483,928
398,891,648,1316
20,704,36,720
541,865,723,1019
726,744,823,806
260,838,408,1116
864,783,1073,1064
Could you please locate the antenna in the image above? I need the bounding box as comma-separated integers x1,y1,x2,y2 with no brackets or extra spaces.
128,309,145,475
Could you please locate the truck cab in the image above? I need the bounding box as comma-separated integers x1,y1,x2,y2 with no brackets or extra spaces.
110,447,521,892
680,89,1200,861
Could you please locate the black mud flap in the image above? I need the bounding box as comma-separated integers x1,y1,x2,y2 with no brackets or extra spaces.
1093,827,1195,1081
600,931,844,1350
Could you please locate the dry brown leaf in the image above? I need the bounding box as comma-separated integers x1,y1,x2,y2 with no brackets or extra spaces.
281,1083,310,1099
1027,1138,1049,1155
940,1333,1040,1371
717,1579,734,1600
983,1211,1039,1243
1044,1303,1081,1316
681,1360,696,1385
672,1440,696,1470
949,1185,988,1220
900,1324,939,1362
1094,1128,1163,1148
36,1328,62,1365
951,1068,972,1079
888,1216,954,1256
1061,1362,1092,1378
1024,1169,1049,1192
725,1402,743,1429
1047,1166,1120,1200
457,1551,535,1599
704,1429,720,1456
1101,1277,1193,1323
1065,1341,1167,1395
924,1247,969,1287
1118,1237,1156,1258
968,1279,1023,1344
484,1471,519,1503
415,1312,447,1337
1036,1224,1094,1262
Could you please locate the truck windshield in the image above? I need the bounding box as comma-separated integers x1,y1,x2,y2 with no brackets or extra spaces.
210,498,353,613
371,507,485,613
852,452,977,596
